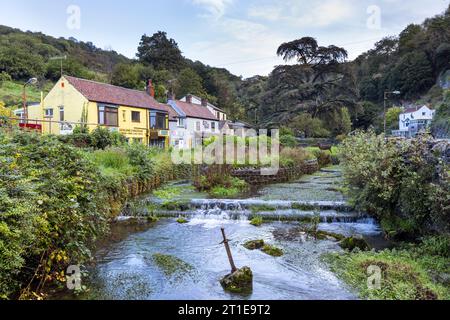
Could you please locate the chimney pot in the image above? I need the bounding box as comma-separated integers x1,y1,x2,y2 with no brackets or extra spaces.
201,98,208,107
186,94,192,104
147,79,155,98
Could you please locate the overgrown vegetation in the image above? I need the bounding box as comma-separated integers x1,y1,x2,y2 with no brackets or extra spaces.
325,236,450,300
0,128,185,299
340,131,449,239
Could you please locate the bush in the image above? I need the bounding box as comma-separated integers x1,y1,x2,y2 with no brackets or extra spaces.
280,134,297,148
279,147,313,167
0,129,110,299
0,71,11,86
340,131,450,238
311,149,332,167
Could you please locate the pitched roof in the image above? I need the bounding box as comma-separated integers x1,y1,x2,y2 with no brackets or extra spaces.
168,100,218,121
64,76,170,113
182,94,226,113
400,105,431,115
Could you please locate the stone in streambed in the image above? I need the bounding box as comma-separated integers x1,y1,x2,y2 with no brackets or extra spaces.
261,244,284,257
243,240,265,250
339,236,370,251
220,267,253,295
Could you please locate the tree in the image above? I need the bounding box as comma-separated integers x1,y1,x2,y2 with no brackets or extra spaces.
174,68,205,98
260,37,354,126
137,31,185,72
111,63,141,89
290,113,330,138
385,51,434,99
385,107,403,131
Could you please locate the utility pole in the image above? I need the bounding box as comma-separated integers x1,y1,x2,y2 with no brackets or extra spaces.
49,55,67,77
384,90,401,136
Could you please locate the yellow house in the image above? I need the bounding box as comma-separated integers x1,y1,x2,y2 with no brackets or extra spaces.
26,76,172,147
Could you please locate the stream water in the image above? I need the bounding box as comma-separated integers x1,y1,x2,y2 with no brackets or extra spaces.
64,167,386,300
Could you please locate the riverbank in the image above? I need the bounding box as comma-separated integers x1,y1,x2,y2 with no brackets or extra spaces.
327,131,450,300
0,128,189,299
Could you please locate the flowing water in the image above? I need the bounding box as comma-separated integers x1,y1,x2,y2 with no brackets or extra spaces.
67,167,386,300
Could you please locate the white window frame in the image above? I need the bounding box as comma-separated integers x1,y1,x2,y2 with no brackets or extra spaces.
45,108,54,118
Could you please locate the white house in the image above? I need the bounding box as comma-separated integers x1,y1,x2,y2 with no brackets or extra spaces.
393,105,435,138
180,94,227,121
167,97,220,149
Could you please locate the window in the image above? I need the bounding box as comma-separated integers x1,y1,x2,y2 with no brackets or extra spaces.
211,122,216,132
59,106,64,122
196,121,201,131
45,108,54,118
98,105,118,126
150,112,168,130
132,111,141,123
422,112,426,116
177,118,185,127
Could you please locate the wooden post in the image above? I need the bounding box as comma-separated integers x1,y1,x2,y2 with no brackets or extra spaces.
220,228,238,274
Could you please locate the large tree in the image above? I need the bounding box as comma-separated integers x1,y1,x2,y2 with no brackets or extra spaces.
137,31,185,72
261,37,356,125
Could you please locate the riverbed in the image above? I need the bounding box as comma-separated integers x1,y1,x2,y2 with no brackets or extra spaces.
62,167,384,300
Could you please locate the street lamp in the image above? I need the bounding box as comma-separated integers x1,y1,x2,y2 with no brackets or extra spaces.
23,77,38,124
384,90,401,135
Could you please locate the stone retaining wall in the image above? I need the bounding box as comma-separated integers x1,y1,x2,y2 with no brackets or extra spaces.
231,160,319,185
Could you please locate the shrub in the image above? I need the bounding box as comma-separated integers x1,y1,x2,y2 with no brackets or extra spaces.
340,131,450,238
280,134,298,148
0,129,110,298
279,147,313,167
312,149,332,167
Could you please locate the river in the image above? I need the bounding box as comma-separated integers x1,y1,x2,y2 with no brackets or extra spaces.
62,166,385,300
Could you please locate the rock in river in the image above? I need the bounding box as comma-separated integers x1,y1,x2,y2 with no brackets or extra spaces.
220,267,253,295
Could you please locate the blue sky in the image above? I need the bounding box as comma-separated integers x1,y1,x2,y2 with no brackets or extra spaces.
0,0,448,77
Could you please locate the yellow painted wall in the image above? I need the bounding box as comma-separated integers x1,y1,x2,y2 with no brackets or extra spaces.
40,77,89,135
118,106,148,144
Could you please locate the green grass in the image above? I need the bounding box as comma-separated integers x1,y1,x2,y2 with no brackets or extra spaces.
324,243,450,300
87,148,135,176
153,186,183,200
0,81,50,107
210,186,241,198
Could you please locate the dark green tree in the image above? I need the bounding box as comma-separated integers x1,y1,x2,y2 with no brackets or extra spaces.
137,31,185,71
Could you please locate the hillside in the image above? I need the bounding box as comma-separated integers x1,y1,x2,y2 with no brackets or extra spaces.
1,4,449,137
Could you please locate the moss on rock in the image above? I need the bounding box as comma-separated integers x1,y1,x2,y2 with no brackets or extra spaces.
147,215,159,223
340,237,370,251
243,240,265,250
176,217,189,224
220,267,253,295
250,216,264,227
261,244,284,257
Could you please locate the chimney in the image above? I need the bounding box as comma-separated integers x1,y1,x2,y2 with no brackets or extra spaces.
201,97,208,107
186,94,192,104
147,79,155,98
167,91,175,102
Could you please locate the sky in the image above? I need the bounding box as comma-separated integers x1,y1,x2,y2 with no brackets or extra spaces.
0,0,448,78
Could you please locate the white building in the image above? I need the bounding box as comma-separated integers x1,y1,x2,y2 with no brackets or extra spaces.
393,105,435,138
167,98,220,149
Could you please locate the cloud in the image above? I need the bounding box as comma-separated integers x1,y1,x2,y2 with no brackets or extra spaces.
190,0,233,18
245,0,357,28
248,5,282,22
